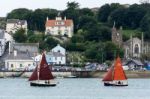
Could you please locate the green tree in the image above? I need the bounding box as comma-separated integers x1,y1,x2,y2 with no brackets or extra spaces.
99,26,111,41
97,3,122,22
13,28,27,43
28,9,58,31
45,36,59,50
109,8,127,28
28,34,44,43
84,42,105,63
7,8,32,19
79,8,94,17
124,4,146,29
140,12,150,39
78,15,97,29
98,4,111,22
67,1,79,9
104,41,124,60
62,1,80,32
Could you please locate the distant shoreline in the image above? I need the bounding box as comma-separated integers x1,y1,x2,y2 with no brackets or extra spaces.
91,71,150,78
0,71,150,78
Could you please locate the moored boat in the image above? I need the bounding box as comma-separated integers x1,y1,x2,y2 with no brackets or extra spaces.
102,56,128,86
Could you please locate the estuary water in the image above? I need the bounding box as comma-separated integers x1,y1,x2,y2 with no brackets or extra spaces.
0,78,150,99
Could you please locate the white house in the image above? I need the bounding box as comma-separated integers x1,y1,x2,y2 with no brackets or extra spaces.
0,29,6,56
52,44,66,55
45,16,74,37
4,43,39,71
46,44,66,65
6,19,27,34
5,50,34,71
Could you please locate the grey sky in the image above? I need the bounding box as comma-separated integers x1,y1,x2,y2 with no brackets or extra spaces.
1,0,140,17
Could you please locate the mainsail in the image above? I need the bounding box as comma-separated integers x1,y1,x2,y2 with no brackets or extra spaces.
29,53,54,81
102,56,127,81
113,57,127,80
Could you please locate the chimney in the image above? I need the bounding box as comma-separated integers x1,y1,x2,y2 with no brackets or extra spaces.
46,17,49,21
64,16,66,20
14,50,17,56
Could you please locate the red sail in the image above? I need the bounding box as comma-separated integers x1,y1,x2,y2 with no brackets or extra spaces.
29,53,54,81
113,56,127,80
39,53,54,80
102,66,114,81
28,67,38,81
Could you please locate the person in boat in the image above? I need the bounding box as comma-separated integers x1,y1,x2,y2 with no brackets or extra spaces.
118,81,121,84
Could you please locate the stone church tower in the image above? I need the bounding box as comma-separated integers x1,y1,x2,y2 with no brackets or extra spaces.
111,22,123,48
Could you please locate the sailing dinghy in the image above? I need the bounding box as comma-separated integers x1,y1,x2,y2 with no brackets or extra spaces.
29,53,57,87
102,56,128,86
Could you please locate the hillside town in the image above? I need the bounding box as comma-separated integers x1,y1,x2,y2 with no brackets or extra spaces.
1,1,150,99
0,16,149,74
0,1,149,78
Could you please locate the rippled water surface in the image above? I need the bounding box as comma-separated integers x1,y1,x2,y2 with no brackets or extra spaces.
0,78,150,99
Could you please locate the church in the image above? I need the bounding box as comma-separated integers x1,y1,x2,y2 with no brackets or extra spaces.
111,24,150,59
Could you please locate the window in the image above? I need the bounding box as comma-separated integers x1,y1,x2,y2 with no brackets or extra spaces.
11,64,13,68
58,50,60,53
28,64,31,66
61,57,62,60
49,58,51,60
55,57,57,60
47,29,52,34
59,61,61,64
134,44,139,54
58,30,61,35
20,64,23,67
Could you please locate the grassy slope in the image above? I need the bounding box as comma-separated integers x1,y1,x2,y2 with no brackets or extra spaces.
122,29,142,41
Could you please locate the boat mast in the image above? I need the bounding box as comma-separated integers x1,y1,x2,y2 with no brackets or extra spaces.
37,54,42,82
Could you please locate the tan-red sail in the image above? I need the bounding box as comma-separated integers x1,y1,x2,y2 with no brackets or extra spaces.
102,65,113,81
113,56,127,80
102,56,127,81
29,66,38,81
29,53,54,81
39,54,54,80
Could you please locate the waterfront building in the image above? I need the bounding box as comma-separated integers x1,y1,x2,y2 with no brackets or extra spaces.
6,19,27,34
46,44,66,65
45,16,74,37
5,50,34,71
10,43,39,57
4,43,39,71
124,59,144,70
0,29,6,56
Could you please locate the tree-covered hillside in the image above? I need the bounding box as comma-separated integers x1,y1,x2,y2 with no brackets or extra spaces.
6,1,150,62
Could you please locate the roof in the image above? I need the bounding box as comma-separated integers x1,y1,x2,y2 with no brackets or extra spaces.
46,20,73,27
126,59,144,66
52,44,65,51
0,29,5,39
124,37,141,46
11,43,39,53
5,51,33,60
7,19,26,25
47,52,65,57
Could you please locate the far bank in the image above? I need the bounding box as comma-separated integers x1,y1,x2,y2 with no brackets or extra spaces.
0,71,150,78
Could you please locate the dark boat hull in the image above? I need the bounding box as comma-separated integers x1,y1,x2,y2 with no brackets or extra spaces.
30,82,56,87
104,82,128,86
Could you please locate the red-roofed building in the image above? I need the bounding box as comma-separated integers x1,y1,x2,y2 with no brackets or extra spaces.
45,16,74,37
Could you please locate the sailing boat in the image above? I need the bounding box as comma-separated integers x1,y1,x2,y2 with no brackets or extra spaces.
102,56,128,86
29,53,57,87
